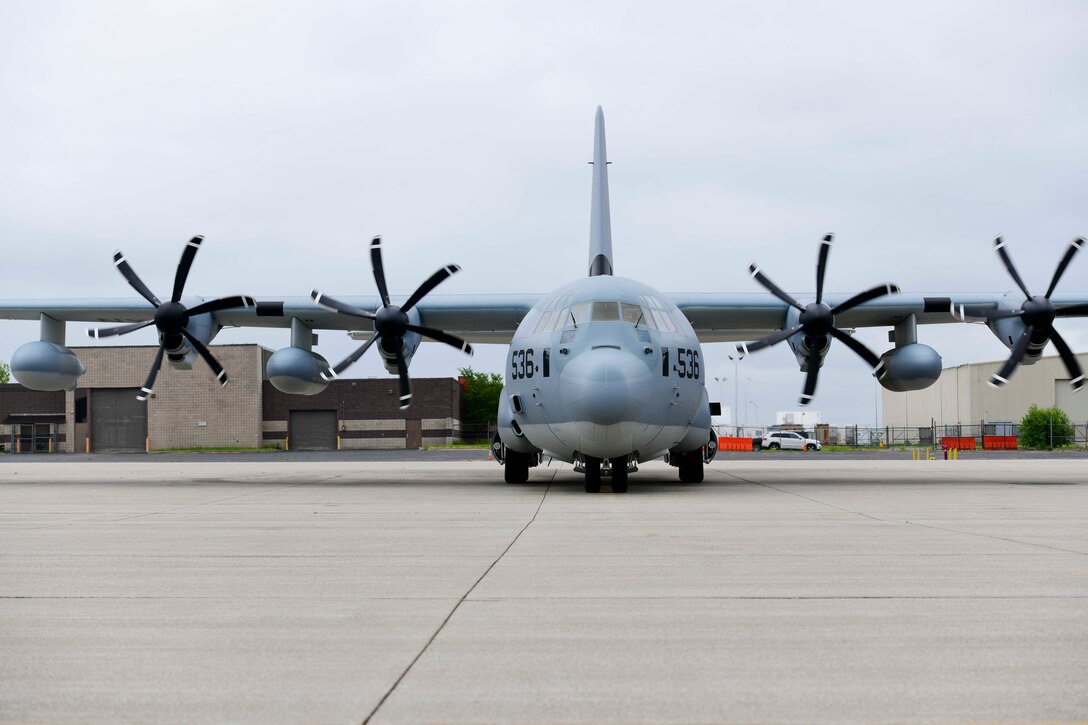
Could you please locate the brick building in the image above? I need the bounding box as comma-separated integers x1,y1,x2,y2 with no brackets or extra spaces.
1,344,462,453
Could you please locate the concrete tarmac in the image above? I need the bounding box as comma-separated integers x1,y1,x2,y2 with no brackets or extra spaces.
1,457,1085,723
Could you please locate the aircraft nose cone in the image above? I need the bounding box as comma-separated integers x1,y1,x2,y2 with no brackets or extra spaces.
559,347,650,426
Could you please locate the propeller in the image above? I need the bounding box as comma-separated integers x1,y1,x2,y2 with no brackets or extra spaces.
735,233,900,405
310,236,473,409
956,237,1086,391
87,236,256,400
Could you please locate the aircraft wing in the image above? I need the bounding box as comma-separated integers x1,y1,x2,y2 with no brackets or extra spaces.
5,291,1088,346
0,293,543,345
671,292,1088,342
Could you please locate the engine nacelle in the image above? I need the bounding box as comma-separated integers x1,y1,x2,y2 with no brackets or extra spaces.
11,341,86,391
878,343,942,392
267,347,331,396
783,307,831,371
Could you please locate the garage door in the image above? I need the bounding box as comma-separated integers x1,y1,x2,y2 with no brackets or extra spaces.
91,389,148,453
289,410,337,450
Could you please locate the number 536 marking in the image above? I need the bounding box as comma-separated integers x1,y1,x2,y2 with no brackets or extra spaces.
674,348,700,379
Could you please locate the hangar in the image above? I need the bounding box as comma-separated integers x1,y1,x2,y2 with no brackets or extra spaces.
0,345,462,453
882,352,1088,428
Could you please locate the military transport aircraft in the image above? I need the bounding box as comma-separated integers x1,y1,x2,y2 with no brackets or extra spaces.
2,107,1086,492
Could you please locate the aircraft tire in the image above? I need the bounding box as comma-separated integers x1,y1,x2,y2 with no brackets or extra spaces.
678,452,704,484
610,456,628,493
584,456,602,493
504,451,530,484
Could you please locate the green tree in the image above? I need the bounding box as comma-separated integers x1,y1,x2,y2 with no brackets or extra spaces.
1019,405,1074,449
459,367,503,427
0,360,10,385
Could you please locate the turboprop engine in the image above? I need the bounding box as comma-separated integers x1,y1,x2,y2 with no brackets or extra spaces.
11,340,85,391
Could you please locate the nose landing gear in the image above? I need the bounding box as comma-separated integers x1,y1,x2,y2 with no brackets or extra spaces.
581,455,629,493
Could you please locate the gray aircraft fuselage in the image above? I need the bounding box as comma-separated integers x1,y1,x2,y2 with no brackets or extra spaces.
498,274,711,464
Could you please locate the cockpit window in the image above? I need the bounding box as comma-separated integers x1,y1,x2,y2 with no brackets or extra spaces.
569,302,592,326
621,302,644,325
592,301,620,321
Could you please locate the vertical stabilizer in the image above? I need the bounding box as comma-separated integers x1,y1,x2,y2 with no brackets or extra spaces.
588,106,613,276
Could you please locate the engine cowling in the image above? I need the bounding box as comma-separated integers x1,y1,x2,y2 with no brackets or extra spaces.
878,343,942,392
267,347,331,396
11,341,86,391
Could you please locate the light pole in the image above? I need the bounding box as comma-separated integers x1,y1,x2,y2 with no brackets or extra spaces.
745,376,752,428
713,376,727,425
727,355,739,431
748,400,759,427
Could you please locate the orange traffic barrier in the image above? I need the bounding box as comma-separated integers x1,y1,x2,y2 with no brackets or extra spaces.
941,436,976,451
982,436,1018,450
718,436,754,452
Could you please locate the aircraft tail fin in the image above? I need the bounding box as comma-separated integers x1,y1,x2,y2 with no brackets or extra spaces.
588,106,613,276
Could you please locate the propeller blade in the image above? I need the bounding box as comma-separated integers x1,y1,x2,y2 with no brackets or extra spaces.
402,265,461,314
1045,237,1084,299
1048,328,1085,392
405,324,473,355
828,326,884,373
323,335,378,380
993,237,1033,299
88,320,155,339
734,325,804,358
1055,303,1088,318
749,264,804,311
187,295,256,317
370,236,391,308
136,345,166,401
394,348,412,409
181,329,228,387
113,251,161,307
171,235,203,303
815,234,832,305
987,325,1034,388
309,290,376,320
830,283,900,315
799,344,822,406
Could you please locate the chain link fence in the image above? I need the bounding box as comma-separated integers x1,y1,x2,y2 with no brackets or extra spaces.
713,422,1088,448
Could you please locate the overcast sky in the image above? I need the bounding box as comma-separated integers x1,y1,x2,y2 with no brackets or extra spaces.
2,1,1087,425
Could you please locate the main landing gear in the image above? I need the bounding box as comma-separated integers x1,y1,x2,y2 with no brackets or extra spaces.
504,450,533,483
675,449,704,483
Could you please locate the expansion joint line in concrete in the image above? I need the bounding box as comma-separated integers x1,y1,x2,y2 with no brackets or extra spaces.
361,473,556,725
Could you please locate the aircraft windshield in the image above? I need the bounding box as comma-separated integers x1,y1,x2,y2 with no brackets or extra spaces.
532,297,678,333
